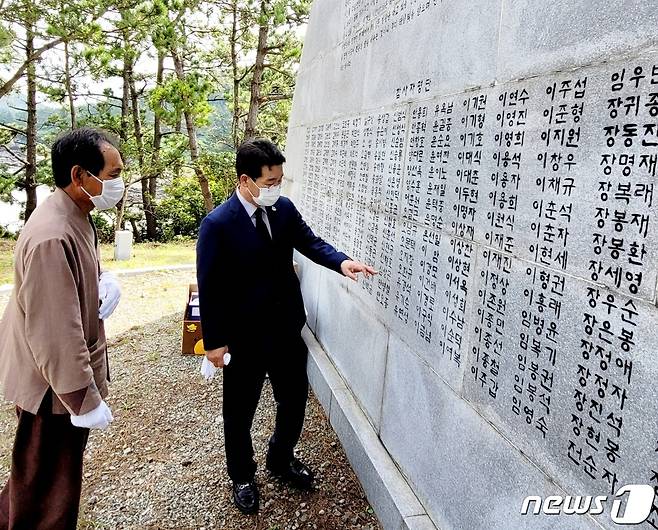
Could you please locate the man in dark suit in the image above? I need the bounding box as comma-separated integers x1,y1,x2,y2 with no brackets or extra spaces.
196,139,375,514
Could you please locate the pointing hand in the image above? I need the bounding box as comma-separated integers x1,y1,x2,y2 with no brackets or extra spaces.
340,260,378,281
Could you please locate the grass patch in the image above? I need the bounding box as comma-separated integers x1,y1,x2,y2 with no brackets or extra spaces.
0,240,196,285
100,241,196,271
0,240,15,285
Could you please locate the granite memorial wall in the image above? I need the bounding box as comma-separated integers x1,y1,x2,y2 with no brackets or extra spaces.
284,1,658,528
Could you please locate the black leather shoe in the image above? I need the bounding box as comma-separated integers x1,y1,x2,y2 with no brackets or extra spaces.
232,481,259,514
266,457,315,490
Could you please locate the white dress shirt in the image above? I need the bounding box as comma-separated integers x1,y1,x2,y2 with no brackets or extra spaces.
236,188,272,237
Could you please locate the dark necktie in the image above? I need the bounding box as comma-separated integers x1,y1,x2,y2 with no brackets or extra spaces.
255,207,271,242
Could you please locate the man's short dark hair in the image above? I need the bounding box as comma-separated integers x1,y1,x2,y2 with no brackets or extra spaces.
51,128,120,188
236,139,286,181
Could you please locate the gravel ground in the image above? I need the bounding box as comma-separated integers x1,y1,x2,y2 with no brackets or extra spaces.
0,271,381,530
0,269,197,328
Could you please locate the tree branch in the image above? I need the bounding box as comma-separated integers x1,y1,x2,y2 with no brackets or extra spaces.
0,37,65,98
236,65,254,83
263,64,294,78
264,43,285,53
258,93,292,103
0,122,26,135
2,145,28,166
11,165,27,177
73,92,124,101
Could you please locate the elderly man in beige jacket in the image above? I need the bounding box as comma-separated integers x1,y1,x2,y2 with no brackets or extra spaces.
0,128,124,529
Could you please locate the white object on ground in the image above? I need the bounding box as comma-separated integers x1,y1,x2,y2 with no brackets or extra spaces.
114,230,133,261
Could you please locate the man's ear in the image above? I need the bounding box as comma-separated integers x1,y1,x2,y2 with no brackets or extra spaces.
70,165,84,186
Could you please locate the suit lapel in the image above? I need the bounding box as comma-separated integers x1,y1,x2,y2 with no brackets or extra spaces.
228,191,273,251
229,192,256,234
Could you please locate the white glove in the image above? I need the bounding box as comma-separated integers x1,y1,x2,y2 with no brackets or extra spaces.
99,271,121,320
70,400,114,430
200,353,231,381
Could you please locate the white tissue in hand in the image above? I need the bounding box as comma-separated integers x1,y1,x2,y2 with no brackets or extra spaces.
200,356,217,381
200,353,231,381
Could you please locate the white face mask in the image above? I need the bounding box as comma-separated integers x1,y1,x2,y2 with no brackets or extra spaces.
248,181,281,207
82,172,125,210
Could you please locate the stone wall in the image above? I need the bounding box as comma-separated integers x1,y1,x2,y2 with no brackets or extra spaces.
285,1,658,528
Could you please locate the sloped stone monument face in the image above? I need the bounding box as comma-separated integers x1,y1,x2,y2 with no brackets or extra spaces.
285,1,658,528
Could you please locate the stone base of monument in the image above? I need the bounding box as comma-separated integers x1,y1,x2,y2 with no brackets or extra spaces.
114,230,133,261
302,326,436,530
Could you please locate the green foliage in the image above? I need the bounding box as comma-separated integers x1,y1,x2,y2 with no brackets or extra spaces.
0,0,307,239
218,0,309,145
0,24,14,63
0,173,16,203
150,73,214,128
0,225,17,240
156,151,235,240
91,211,116,243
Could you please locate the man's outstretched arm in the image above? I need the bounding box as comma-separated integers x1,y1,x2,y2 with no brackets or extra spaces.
288,199,377,280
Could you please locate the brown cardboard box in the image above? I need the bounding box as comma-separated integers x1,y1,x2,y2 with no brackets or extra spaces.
182,284,204,355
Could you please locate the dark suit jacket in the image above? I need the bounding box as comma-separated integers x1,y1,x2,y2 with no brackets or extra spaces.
196,191,349,351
